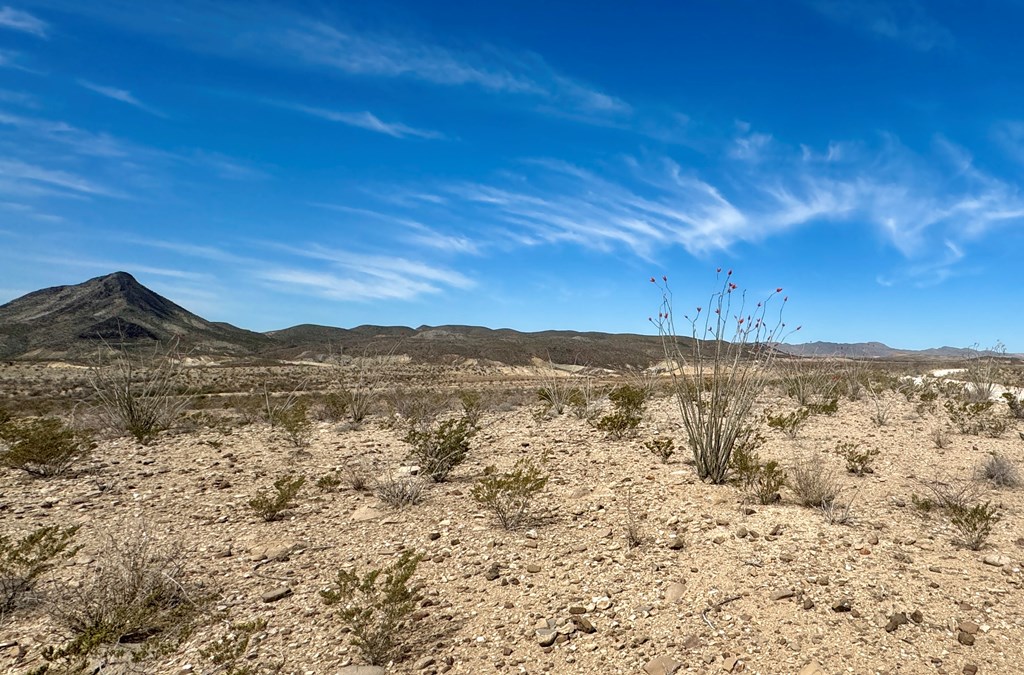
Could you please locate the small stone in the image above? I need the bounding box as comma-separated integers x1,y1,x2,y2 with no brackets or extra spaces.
484,564,501,581
573,616,596,634
338,667,387,675
958,620,980,635
429,532,441,541
963,664,978,675
982,554,1010,567
667,537,685,550
910,609,924,623
664,582,686,603
957,631,976,646
568,605,586,615
712,535,727,545
802,598,815,610
735,527,748,539
831,599,852,613
536,629,557,647
413,656,435,670
771,588,796,601
723,656,742,672
351,506,383,522
798,661,825,675
885,612,908,633
261,586,293,603
526,563,542,573
643,655,681,675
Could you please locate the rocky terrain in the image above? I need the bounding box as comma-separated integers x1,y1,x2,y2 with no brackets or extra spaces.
1,357,1022,675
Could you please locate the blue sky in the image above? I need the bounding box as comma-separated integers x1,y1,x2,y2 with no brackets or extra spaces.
1,1,1023,351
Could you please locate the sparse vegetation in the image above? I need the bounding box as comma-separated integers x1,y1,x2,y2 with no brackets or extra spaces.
788,455,841,508
404,417,474,482
0,416,92,477
644,436,675,463
471,457,548,529
320,551,422,666
375,472,424,508
979,453,1021,488
249,475,305,522
200,618,269,675
595,384,646,439
763,407,810,438
949,501,999,550
1,525,79,614
730,439,786,505
1004,392,1024,419
839,441,878,476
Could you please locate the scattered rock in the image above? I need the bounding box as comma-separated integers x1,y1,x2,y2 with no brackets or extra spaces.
958,631,976,646
644,655,681,675
664,582,686,603
536,628,558,647
526,563,542,573
884,612,908,633
771,588,796,601
958,620,980,635
723,655,743,672
831,599,852,613
798,661,826,675
484,563,501,581
963,664,978,675
261,586,293,603
667,537,685,550
350,506,383,522
338,667,386,675
982,554,1010,567
910,609,924,623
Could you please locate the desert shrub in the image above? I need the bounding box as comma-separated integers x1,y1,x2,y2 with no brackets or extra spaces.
384,388,449,430
978,453,1021,488
778,359,842,406
47,527,199,663
249,475,305,522
962,343,1005,403
200,618,268,675
595,384,646,439
915,385,939,415
258,379,307,428
375,472,424,508
945,400,1005,436
404,417,474,482
316,472,343,493
536,367,578,417
342,462,374,491
624,366,660,400
624,489,645,548
764,407,810,438
321,551,422,666
788,455,840,507
820,489,857,525
919,477,979,513
838,441,878,476
0,416,91,477
931,426,950,449
949,502,999,550
1,525,79,613
329,352,392,424
320,392,349,422
805,398,839,416
471,458,548,530
275,399,312,448
88,338,193,444
457,390,484,429
645,437,675,463
568,377,602,421
730,440,785,505
652,271,793,484
1003,392,1024,419
865,378,897,426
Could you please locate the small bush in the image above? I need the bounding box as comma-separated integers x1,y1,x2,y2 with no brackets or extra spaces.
0,417,91,477
1,525,79,613
979,453,1021,488
839,441,878,476
321,392,349,422
949,502,999,550
457,390,484,428
47,527,199,662
644,437,675,464
920,478,979,513
931,426,950,449
764,407,810,438
624,489,645,548
805,398,839,416
342,462,374,491
375,473,424,509
730,440,786,505
821,489,856,525
595,384,646,439
471,458,549,530
200,618,267,675
945,400,1004,436
404,417,474,482
789,455,840,507
316,472,343,493
276,399,312,448
249,475,305,522
1004,392,1024,419
384,388,449,430
321,551,422,666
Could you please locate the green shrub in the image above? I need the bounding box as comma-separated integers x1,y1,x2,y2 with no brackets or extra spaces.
316,472,343,492
945,399,1005,436
404,417,474,482
276,399,312,447
471,458,549,530
764,407,810,438
0,417,92,477
249,475,305,522
730,440,786,505
200,618,268,675
1,525,79,613
839,441,878,476
321,551,422,666
950,502,999,550
644,437,675,463
1003,392,1024,419
805,398,839,416
595,384,646,439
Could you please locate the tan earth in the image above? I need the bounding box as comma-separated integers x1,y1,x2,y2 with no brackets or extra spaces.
0,360,1022,675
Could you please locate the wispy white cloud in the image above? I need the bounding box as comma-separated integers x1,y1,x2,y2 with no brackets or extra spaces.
187,151,270,180
0,6,47,38
0,158,122,198
808,0,953,51
77,79,167,117
309,202,481,254
0,89,38,108
265,100,444,139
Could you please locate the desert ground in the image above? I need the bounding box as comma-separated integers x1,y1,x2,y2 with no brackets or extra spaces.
1,356,1022,675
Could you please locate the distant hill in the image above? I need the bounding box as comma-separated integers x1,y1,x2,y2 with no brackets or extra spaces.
2,272,1017,364
0,272,273,359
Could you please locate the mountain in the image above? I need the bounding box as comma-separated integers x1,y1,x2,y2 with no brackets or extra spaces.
264,323,669,367
777,341,1018,360
0,272,272,359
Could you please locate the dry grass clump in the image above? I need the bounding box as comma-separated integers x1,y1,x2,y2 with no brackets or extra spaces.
375,472,424,509
788,454,841,508
978,453,1021,488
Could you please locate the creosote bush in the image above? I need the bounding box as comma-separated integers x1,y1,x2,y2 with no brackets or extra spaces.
471,458,549,530
839,441,878,476
276,398,312,448
652,271,795,484
595,384,646,439
764,407,810,438
321,551,422,666
404,417,474,482
1,525,80,613
0,416,92,477
644,437,675,464
950,502,999,550
730,440,785,505
945,399,1007,437
249,475,305,522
